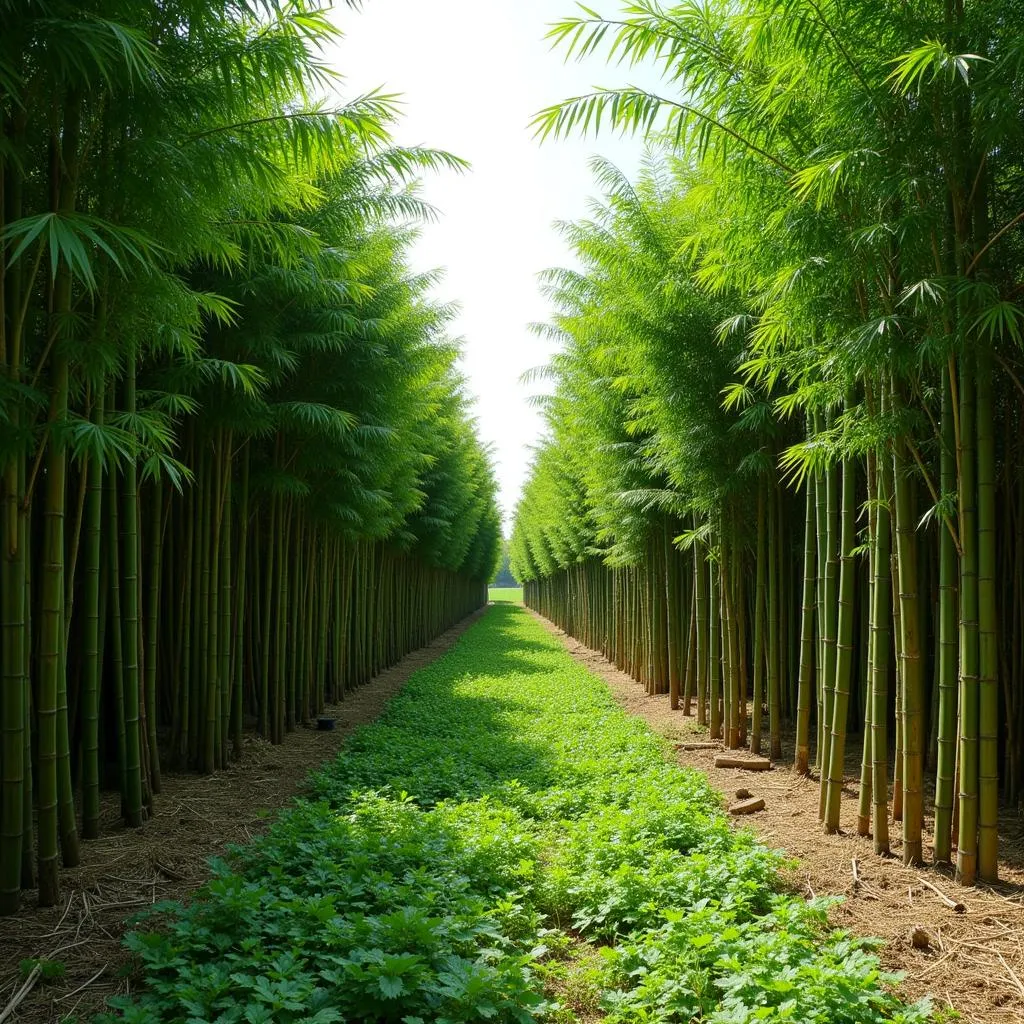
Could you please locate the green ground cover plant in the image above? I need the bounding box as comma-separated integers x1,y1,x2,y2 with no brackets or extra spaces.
488,588,524,604
104,605,934,1023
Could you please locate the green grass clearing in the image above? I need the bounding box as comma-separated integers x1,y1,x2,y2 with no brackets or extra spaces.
488,586,523,603
105,604,935,1024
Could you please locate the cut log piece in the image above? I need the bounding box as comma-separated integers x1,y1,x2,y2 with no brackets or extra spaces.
715,755,772,771
729,797,765,815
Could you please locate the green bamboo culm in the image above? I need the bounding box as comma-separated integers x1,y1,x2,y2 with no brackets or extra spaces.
708,559,722,741
819,455,839,821
120,350,145,828
824,393,858,834
794,481,816,775
0,443,27,915
751,485,767,755
814,463,828,776
934,363,958,863
893,426,925,866
767,479,782,761
145,474,164,794
80,388,104,841
976,341,999,880
957,347,980,886
856,450,878,838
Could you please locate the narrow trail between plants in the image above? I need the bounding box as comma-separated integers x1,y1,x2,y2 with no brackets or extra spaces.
11,599,947,1024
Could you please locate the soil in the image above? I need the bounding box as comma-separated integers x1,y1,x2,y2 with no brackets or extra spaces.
0,609,483,1024
534,611,1024,1024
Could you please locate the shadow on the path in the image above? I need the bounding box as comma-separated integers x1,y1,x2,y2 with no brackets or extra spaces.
309,603,577,809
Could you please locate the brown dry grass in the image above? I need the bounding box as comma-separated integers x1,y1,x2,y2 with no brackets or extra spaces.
533,611,1024,1024
0,610,483,1024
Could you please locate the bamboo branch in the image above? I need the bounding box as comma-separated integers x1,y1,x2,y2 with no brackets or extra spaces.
53,965,107,1004
905,435,962,555
0,965,41,1024
948,353,962,519
184,108,373,143
997,954,1024,1001
996,351,1024,401
966,210,1024,277
802,0,879,111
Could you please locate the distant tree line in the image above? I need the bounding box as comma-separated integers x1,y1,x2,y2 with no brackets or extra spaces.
492,540,519,587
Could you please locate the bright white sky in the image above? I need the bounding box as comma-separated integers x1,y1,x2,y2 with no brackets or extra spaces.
328,0,659,530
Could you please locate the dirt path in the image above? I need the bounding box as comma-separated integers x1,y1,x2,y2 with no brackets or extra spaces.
533,610,1024,1024
0,609,484,1024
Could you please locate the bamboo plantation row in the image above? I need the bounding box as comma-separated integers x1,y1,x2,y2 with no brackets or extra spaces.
0,1,501,915
514,0,1024,887
63,453,488,842
522,441,1018,871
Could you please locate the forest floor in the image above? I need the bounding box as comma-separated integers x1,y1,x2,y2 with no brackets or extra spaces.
536,612,1024,1024
0,611,484,1024
1,601,995,1024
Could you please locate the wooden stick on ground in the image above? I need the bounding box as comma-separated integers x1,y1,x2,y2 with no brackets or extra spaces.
917,876,967,913
0,965,42,1024
53,965,108,1005
998,953,1024,1001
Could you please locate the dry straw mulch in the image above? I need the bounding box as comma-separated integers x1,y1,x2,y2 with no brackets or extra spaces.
535,611,1024,1024
0,610,483,1024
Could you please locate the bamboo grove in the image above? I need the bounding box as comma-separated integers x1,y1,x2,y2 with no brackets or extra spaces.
0,0,501,914
513,0,1024,886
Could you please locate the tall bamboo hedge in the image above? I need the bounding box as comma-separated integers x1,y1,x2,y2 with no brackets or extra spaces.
0,0,501,914
513,0,1024,886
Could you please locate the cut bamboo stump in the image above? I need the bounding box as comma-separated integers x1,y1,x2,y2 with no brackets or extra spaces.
715,755,772,771
729,797,765,815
